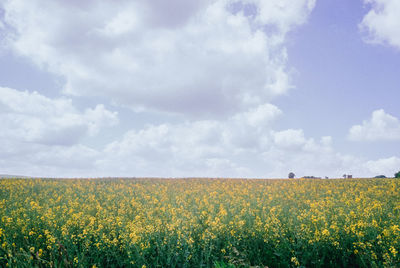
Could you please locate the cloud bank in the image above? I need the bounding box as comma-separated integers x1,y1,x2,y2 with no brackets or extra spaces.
0,87,397,178
2,0,315,117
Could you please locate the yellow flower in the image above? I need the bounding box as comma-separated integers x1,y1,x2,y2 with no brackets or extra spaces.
321,229,330,237
389,246,397,257
291,257,300,266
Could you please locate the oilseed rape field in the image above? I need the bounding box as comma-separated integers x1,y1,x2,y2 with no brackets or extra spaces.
1,178,400,267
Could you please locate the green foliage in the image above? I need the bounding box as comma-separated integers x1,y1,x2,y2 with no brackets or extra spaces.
1,178,400,267
214,261,236,268
395,171,400,178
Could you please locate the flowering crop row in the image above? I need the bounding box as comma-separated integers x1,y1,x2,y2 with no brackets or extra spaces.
1,178,399,267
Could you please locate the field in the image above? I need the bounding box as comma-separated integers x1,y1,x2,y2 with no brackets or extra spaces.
1,178,400,267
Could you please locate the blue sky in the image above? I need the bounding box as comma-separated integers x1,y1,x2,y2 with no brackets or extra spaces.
0,0,399,178
280,0,400,156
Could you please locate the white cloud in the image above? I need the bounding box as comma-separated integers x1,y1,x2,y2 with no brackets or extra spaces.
1,0,315,117
0,142,101,177
96,105,360,178
0,86,119,177
98,114,400,178
348,109,400,141
360,0,400,49
1,96,397,178
272,129,306,148
0,86,118,146
232,103,282,127
100,103,282,177
252,0,316,33
363,156,400,177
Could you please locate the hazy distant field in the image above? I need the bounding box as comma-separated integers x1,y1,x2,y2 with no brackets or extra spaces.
1,178,400,267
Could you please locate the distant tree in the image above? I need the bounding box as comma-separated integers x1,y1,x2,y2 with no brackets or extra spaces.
343,174,347,179
395,171,400,178
374,175,386,178
288,172,295,179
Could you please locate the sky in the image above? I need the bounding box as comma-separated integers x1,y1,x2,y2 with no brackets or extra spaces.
0,0,399,178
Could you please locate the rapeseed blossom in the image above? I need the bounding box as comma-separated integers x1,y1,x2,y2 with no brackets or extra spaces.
0,178,399,267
